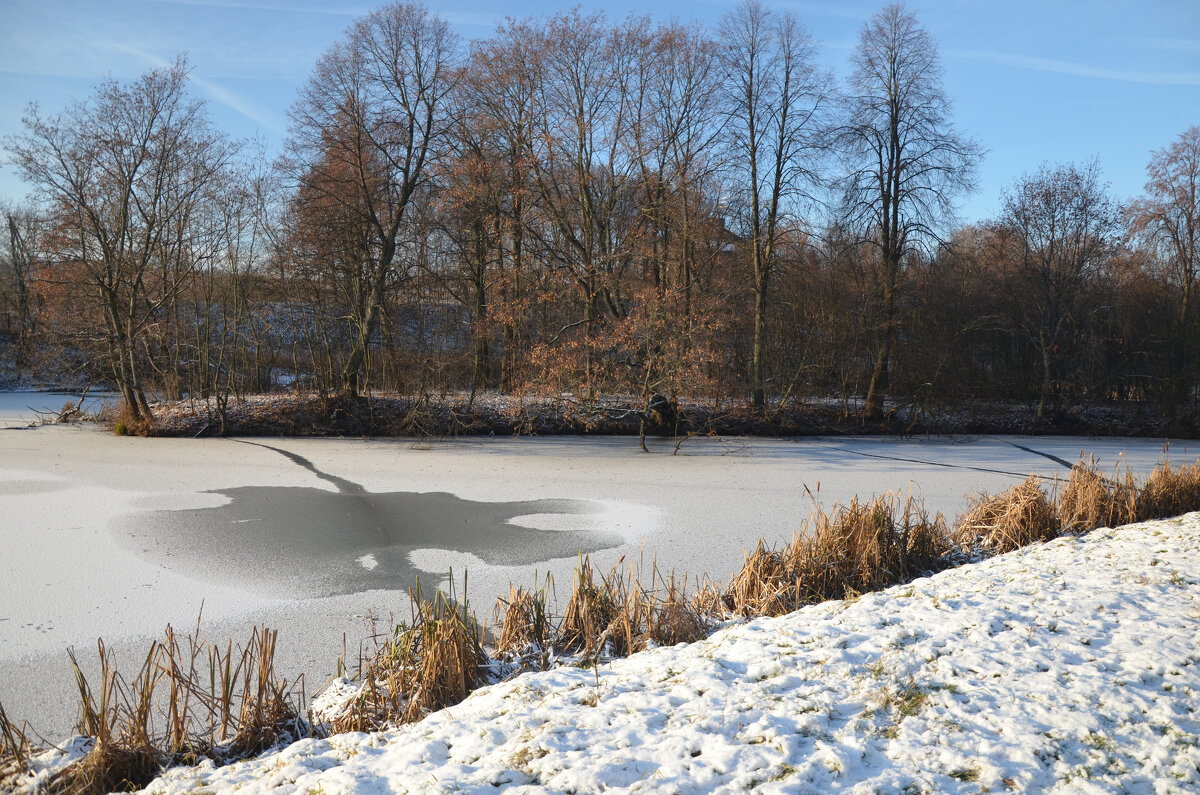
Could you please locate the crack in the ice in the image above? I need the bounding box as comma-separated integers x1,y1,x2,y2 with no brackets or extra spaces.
233,440,364,493
1000,441,1074,469
817,445,1044,480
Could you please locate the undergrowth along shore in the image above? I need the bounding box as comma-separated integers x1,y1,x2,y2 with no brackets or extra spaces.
114,390,1200,439
3,457,1200,793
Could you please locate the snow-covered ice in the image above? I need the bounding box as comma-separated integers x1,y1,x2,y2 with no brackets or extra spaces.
130,514,1200,794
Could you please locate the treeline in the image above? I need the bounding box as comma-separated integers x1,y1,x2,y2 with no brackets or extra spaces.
1,1,1197,424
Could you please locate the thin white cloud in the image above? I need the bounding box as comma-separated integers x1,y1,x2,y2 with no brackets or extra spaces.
953,49,1200,87
1138,37,1200,55
109,42,284,132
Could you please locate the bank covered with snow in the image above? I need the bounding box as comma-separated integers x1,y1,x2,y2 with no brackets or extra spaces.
133,514,1200,794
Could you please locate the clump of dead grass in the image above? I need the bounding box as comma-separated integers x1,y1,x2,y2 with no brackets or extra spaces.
0,702,35,789
12,456,1200,787
723,494,951,617
558,556,626,658
957,475,1059,554
494,581,554,669
641,568,706,648
556,555,706,660
1056,458,1137,533
8,622,307,795
1135,460,1200,521
329,579,490,734
108,402,155,437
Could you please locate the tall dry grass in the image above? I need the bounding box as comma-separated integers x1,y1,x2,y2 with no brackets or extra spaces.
957,475,1059,554
555,555,706,660
1056,458,1137,533
329,580,490,734
0,702,34,787
1135,460,1200,521
724,494,951,617
7,623,308,795
493,581,553,667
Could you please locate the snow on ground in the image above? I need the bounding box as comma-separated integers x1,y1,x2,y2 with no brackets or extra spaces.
137,515,1200,794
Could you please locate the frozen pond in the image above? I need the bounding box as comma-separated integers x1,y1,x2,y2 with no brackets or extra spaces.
0,397,1194,737
0,390,119,427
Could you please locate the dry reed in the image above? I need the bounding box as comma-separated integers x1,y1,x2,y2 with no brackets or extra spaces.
1135,460,1200,521
35,623,305,794
1056,458,1137,533
723,494,950,617
957,475,1059,554
0,702,34,787
330,579,489,734
494,581,553,667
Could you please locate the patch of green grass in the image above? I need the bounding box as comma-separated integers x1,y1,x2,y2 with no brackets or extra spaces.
948,765,980,782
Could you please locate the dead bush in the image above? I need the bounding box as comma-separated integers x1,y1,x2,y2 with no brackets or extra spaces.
558,556,627,658
643,569,706,648
494,581,553,667
0,702,34,789
724,541,795,617
30,623,305,795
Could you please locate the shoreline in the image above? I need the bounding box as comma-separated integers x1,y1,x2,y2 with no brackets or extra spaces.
140,391,1200,441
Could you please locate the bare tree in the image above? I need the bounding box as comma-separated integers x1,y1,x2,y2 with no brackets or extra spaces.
285,2,458,396
1,203,40,368
841,3,980,419
7,58,233,419
722,0,833,411
1000,160,1119,420
638,22,724,314
516,10,648,400
1127,125,1200,402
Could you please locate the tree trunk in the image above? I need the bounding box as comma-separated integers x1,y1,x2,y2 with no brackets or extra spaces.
1036,328,1052,422
863,257,897,420
751,267,767,412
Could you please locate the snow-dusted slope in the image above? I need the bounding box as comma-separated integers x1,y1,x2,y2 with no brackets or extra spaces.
141,516,1200,794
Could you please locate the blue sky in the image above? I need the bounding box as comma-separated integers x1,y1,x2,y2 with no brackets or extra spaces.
1,0,1197,223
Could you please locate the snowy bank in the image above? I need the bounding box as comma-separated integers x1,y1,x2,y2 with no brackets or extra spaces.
126,514,1200,794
